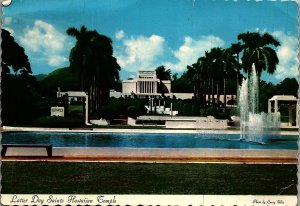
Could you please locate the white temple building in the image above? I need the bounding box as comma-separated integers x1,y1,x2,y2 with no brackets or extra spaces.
122,71,171,98
110,70,236,104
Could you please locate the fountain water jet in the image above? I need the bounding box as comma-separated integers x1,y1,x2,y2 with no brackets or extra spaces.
239,67,281,143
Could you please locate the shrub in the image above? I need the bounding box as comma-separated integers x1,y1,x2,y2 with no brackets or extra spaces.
200,108,207,117
206,107,218,117
135,119,165,125
128,106,138,118
183,103,191,116
216,112,229,119
32,116,84,128
99,105,118,120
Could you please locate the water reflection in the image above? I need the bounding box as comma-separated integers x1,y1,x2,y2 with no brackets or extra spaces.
1,132,298,150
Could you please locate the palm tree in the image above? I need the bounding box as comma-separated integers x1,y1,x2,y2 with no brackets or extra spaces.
238,31,280,112
67,25,120,113
205,47,225,107
155,65,171,96
186,64,200,103
220,48,239,112
186,56,208,106
229,42,243,89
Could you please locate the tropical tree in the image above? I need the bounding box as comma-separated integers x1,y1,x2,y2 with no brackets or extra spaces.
1,29,31,75
238,31,280,112
171,71,193,93
67,25,120,113
186,63,200,103
229,42,243,89
219,48,240,111
186,56,208,106
1,29,38,124
155,65,171,96
205,48,224,107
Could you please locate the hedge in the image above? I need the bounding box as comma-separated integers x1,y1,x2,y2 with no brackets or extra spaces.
32,116,85,128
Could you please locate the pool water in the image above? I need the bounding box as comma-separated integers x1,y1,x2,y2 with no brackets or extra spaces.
2,132,298,150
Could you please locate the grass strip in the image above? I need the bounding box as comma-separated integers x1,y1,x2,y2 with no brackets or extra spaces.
2,161,297,195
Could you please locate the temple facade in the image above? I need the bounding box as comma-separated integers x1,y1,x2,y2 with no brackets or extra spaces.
109,71,237,104
122,71,171,98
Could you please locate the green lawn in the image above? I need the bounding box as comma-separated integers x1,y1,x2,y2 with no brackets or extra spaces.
68,105,83,113
2,162,297,195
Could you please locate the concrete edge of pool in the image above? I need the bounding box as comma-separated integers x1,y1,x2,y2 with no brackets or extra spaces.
2,148,298,164
1,126,299,136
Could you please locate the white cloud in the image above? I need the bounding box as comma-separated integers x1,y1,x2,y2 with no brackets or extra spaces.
164,35,225,72
19,20,69,67
48,55,68,67
4,16,12,25
271,31,298,80
3,16,15,34
116,34,165,72
116,33,225,74
115,30,125,40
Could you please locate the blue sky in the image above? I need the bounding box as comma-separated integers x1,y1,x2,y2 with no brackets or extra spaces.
3,0,298,83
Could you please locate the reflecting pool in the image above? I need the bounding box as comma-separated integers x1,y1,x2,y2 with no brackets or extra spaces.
2,131,298,150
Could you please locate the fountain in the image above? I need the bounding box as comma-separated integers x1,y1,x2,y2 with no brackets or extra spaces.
239,67,281,143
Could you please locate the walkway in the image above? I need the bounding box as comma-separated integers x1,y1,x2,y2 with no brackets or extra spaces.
2,148,297,164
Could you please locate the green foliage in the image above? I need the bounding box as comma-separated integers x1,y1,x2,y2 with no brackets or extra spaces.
135,119,165,125
206,107,218,117
155,65,171,80
275,78,298,96
171,71,193,93
230,107,239,116
1,72,41,125
40,67,81,100
1,29,31,75
1,29,38,125
99,105,119,120
200,108,207,117
32,116,84,128
238,32,280,77
67,25,120,113
216,112,229,119
259,78,298,113
128,106,138,118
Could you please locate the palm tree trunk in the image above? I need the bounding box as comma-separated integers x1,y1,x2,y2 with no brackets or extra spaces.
216,82,220,110
236,53,240,90
207,79,211,107
223,78,226,112
211,79,214,106
194,84,197,101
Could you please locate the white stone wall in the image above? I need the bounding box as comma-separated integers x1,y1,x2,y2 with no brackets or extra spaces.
171,93,194,99
165,118,228,129
109,90,122,98
165,120,196,128
122,80,137,93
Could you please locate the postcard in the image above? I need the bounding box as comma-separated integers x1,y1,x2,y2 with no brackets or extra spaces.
1,0,298,205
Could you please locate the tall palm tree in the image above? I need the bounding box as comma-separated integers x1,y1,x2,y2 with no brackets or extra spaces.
229,42,243,89
67,25,120,113
205,47,224,107
238,32,280,112
155,65,171,96
186,56,209,106
220,48,239,112
186,63,201,103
